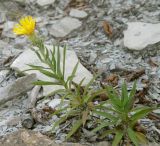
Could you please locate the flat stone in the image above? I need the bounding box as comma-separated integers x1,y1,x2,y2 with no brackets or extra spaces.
69,9,88,19
49,17,82,38
0,74,37,105
124,22,160,50
37,0,55,7
11,45,93,96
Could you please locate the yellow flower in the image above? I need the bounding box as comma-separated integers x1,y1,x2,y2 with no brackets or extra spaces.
13,16,36,36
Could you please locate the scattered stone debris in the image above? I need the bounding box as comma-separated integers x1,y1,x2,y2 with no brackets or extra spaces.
0,0,160,145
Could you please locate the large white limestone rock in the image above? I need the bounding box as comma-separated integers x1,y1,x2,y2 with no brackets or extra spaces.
124,22,160,50
11,45,93,96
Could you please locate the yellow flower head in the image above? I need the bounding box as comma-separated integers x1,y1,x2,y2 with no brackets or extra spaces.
13,16,36,36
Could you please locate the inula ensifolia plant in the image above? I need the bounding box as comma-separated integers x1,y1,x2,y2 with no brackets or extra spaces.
92,82,158,146
13,16,159,145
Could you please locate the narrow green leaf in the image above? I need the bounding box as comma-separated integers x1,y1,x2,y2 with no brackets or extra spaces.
106,86,122,111
121,81,128,106
135,132,147,144
51,46,56,73
112,130,123,146
125,81,137,111
83,74,98,96
56,46,63,78
63,45,66,78
131,107,154,126
66,119,82,140
44,46,49,60
100,129,114,139
52,116,67,130
92,121,115,133
28,64,60,80
33,80,62,85
34,50,43,62
66,61,79,89
127,128,139,146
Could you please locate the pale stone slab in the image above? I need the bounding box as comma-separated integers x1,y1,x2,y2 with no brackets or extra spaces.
124,22,160,50
69,9,88,19
50,17,82,38
11,45,93,96
37,0,55,6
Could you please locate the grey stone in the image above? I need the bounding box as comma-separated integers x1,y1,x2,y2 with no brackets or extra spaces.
11,45,93,96
69,9,88,19
37,0,55,7
0,70,9,83
49,17,82,38
0,12,6,23
1,21,16,38
0,74,37,105
124,22,160,50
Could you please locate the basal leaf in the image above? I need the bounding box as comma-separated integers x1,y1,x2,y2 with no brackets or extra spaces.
112,130,123,146
127,128,139,146
135,132,147,144
92,122,115,133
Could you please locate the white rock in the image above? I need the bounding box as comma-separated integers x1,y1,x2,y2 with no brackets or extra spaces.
124,22,160,50
48,99,69,109
69,9,88,19
11,45,93,96
37,0,55,6
49,17,82,38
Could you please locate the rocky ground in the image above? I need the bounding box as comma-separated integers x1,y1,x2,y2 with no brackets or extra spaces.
0,0,160,145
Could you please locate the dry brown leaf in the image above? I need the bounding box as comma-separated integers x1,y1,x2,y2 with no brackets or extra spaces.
135,86,151,104
134,123,146,134
82,110,88,126
103,20,112,37
66,0,87,9
127,69,145,81
148,58,159,67
103,74,119,86
42,106,56,113
148,113,160,120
